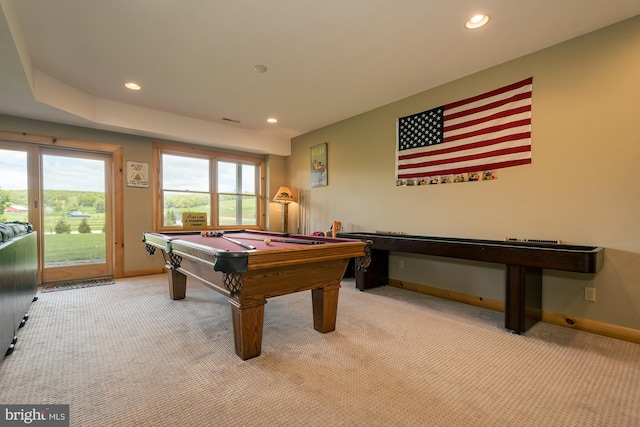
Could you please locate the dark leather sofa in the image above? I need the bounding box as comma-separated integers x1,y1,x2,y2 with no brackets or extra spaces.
0,222,37,358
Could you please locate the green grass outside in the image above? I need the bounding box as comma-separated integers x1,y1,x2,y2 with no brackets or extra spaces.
44,233,106,264
4,211,106,233
168,198,257,226
3,211,106,264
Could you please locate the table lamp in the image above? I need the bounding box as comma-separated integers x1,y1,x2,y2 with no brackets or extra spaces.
273,186,296,234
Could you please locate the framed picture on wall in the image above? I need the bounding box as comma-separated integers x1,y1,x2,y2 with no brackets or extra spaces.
310,143,328,187
126,161,150,188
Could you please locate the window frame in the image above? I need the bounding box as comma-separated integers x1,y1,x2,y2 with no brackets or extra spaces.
152,141,266,232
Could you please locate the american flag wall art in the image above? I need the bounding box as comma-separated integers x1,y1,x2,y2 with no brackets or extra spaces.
395,77,533,184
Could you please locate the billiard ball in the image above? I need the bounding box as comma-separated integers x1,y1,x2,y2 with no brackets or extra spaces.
264,238,271,245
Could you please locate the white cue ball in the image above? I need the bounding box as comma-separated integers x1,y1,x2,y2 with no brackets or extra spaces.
264,238,271,245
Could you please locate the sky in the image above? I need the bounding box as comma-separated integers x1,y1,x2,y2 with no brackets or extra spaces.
0,150,28,190
0,149,254,194
0,149,105,192
162,154,255,193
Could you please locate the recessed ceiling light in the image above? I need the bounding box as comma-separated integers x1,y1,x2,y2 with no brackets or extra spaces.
267,118,278,124
124,82,141,91
254,65,268,73
465,14,490,29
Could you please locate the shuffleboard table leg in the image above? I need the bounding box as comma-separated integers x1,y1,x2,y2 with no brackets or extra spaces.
505,265,542,334
311,283,341,333
228,299,266,360
355,249,389,290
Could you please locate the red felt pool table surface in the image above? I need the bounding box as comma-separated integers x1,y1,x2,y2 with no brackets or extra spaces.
143,230,369,360
174,230,340,251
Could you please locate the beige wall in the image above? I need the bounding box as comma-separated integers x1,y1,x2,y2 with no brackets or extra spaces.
289,16,640,330
266,154,288,232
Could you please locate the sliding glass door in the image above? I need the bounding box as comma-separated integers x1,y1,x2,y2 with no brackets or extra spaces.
0,141,114,283
40,148,113,282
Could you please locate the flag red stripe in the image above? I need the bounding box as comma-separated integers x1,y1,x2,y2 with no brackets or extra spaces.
445,77,533,111
397,158,532,179
444,118,531,143
445,91,532,122
398,145,531,170
444,104,532,132
398,132,531,161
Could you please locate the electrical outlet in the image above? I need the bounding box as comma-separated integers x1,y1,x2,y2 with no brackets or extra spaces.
585,287,596,302
399,260,404,269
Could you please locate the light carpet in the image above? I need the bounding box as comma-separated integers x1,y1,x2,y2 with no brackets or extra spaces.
1,274,638,426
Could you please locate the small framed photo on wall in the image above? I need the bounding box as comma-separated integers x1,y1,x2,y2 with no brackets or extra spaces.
310,143,328,187
126,161,150,188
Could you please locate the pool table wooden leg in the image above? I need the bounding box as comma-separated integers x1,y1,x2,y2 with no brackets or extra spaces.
228,299,266,360
311,283,341,333
168,268,186,300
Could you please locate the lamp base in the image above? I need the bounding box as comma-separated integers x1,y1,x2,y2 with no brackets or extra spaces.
281,203,289,234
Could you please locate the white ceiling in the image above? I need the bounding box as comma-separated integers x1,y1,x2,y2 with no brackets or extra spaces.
1,0,639,155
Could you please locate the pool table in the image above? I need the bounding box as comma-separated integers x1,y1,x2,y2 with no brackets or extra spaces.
143,230,370,360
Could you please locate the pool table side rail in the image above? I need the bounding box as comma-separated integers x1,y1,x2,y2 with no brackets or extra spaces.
143,232,368,271
143,232,223,260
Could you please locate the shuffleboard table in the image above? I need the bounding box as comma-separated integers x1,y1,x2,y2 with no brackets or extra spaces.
336,232,604,334
143,230,370,360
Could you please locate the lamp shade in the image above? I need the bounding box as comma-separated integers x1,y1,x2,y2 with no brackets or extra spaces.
273,186,296,203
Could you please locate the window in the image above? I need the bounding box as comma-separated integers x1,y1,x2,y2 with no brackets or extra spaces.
218,161,258,226
161,154,211,227
153,142,265,231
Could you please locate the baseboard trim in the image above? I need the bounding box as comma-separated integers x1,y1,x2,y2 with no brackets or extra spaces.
541,312,640,344
389,279,505,312
124,268,165,278
387,279,640,344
